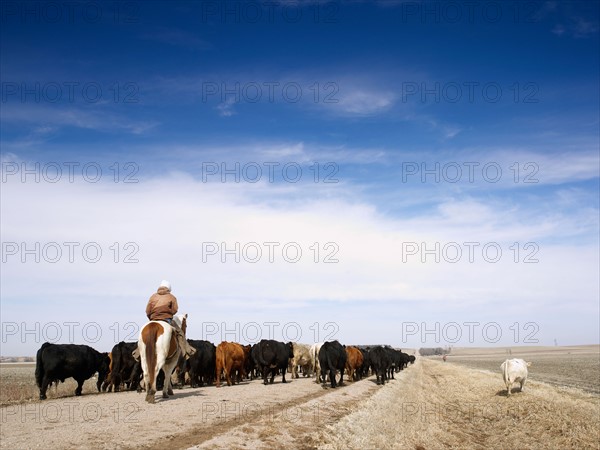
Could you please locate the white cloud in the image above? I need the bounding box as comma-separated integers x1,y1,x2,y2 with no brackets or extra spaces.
329,89,395,116
217,97,237,117
1,165,598,354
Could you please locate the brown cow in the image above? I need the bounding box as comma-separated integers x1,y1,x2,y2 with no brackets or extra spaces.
215,341,247,387
345,346,364,381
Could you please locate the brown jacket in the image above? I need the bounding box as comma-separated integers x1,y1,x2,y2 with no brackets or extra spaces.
146,287,179,321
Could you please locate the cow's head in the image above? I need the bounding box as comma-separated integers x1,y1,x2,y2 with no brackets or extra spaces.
96,352,111,392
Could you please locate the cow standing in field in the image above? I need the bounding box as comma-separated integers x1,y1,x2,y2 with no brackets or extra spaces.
345,346,364,381
399,351,410,370
310,342,324,383
318,341,347,388
290,342,313,378
35,342,110,400
369,346,391,385
103,341,142,392
252,340,294,385
215,341,247,387
501,358,531,396
177,340,217,388
359,347,371,378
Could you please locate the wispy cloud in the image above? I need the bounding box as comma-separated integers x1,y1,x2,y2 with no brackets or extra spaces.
0,104,158,135
217,97,237,117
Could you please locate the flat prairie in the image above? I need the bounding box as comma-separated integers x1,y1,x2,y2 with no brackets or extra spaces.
1,346,598,449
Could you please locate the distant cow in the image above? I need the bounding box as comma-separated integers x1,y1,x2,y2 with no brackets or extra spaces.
501,358,531,396
318,341,347,388
290,343,313,378
252,340,294,385
178,340,217,388
368,346,391,385
103,341,141,392
345,346,364,381
399,351,410,370
35,342,110,400
409,355,416,364
359,347,371,378
310,342,324,383
215,342,246,387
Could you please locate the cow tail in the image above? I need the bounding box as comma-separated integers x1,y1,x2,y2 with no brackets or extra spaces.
35,342,51,387
110,343,123,385
326,349,334,376
144,327,159,389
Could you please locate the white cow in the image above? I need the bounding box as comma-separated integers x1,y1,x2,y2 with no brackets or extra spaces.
310,342,324,383
289,343,313,378
501,358,531,396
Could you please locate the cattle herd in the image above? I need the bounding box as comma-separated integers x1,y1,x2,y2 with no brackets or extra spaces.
34,338,417,401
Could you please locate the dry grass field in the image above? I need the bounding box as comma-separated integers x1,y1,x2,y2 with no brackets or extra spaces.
444,345,600,395
0,363,99,406
1,346,598,449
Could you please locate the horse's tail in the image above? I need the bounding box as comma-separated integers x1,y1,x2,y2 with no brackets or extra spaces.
35,342,51,387
143,323,163,389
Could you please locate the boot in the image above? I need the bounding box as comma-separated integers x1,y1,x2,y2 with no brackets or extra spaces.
175,329,196,360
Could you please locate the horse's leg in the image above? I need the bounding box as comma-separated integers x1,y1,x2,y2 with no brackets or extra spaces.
162,359,176,398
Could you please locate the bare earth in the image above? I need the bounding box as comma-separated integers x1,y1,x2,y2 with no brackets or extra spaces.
1,346,598,449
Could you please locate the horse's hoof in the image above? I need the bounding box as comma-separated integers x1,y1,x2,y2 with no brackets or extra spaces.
167,389,174,396
146,394,155,403
162,393,169,398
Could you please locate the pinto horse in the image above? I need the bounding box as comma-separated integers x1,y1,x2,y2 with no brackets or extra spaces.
138,313,187,403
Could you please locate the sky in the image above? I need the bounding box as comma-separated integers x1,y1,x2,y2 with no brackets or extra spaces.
1,0,599,356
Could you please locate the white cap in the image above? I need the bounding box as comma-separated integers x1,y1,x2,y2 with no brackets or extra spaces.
159,280,171,291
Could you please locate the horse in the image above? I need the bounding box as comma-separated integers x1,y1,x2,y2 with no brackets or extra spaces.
138,313,188,403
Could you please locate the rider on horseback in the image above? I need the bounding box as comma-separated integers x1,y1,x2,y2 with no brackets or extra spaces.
133,280,196,360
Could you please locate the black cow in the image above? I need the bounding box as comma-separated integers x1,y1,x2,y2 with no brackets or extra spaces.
359,347,372,378
177,340,217,388
399,352,411,370
35,342,110,400
368,346,391,385
318,341,347,388
409,355,416,364
385,347,400,379
252,340,294,385
103,341,141,392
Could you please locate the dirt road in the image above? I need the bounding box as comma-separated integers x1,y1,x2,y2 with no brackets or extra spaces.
1,357,598,449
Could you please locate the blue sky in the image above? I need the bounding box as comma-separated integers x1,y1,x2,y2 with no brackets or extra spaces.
1,1,599,355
